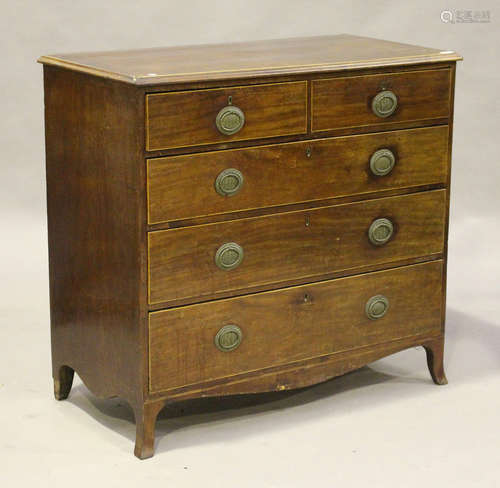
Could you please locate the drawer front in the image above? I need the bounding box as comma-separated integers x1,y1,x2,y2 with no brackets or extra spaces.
312,69,451,133
146,81,307,151
148,190,446,305
149,260,443,392
147,126,448,224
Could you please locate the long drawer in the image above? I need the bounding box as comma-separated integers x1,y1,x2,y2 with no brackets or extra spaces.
312,68,451,133
147,125,449,224
146,81,307,151
148,190,446,305
149,260,443,393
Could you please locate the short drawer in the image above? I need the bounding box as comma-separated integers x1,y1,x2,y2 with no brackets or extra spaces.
148,190,446,305
149,260,443,392
146,81,307,151
147,125,449,224
312,68,451,133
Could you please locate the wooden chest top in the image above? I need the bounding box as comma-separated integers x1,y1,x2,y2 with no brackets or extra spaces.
38,34,461,85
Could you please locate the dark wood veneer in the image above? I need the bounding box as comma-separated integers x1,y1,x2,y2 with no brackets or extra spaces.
149,261,443,393
148,190,446,305
44,66,147,406
312,68,451,132
40,35,460,459
147,125,449,224
146,81,307,151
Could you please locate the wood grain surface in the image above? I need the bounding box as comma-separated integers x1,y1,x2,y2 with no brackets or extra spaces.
149,333,444,401
147,125,449,224
149,261,443,393
38,34,461,85
148,190,446,305
40,36,460,458
44,66,146,405
146,81,307,151
312,68,451,132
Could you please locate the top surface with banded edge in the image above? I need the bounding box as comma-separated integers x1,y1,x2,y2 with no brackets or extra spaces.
38,34,462,86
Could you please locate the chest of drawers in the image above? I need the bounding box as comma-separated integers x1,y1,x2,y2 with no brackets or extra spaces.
39,35,461,459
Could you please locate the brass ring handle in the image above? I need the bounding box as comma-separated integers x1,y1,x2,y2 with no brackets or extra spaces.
215,324,243,352
365,295,389,320
368,218,394,246
370,148,396,176
215,242,244,270
216,105,245,135
215,168,244,196
372,90,398,118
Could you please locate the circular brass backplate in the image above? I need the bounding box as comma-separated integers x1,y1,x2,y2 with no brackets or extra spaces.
215,324,243,352
215,168,244,196
215,242,244,270
365,295,390,320
216,105,245,135
368,218,394,246
370,148,396,176
372,90,398,118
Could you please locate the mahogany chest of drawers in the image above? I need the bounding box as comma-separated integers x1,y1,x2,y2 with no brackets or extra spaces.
39,35,461,458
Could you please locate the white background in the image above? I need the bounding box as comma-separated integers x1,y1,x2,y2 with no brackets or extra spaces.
1,1,499,486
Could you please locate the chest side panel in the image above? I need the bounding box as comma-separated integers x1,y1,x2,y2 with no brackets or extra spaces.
44,66,146,402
